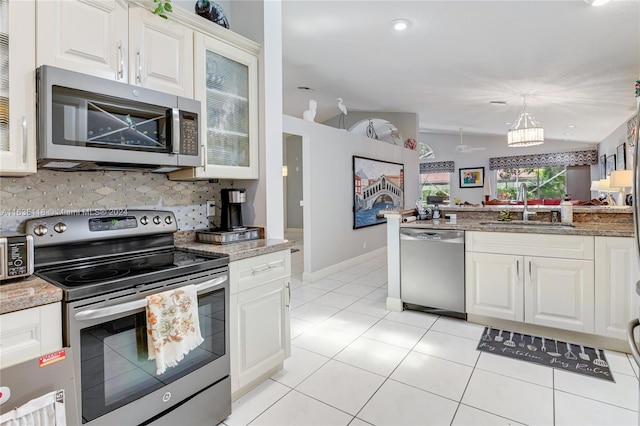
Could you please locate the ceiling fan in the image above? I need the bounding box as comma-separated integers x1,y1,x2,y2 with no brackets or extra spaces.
456,128,487,153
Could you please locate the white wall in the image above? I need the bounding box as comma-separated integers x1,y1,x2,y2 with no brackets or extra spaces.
284,115,419,274
419,132,597,204
597,114,636,173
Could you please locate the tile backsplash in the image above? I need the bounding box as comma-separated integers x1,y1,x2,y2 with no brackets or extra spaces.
0,170,227,233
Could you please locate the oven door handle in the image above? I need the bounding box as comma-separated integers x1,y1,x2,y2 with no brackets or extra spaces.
74,275,228,321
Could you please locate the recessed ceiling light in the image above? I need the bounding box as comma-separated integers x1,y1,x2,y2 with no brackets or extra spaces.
490,101,508,106
297,86,314,91
567,125,576,128
392,19,410,31
504,122,512,126
584,0,610,6
564,132,573,136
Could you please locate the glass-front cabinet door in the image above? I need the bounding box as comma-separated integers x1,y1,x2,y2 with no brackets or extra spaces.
0,0,36,176
170,32,259,180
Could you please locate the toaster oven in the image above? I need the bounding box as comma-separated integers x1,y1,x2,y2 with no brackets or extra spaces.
0,234,34,281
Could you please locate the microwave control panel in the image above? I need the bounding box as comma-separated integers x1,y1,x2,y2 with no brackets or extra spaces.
180,112,199,156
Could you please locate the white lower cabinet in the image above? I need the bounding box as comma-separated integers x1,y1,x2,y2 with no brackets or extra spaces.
595,236,640,340
0,303,62,369
466,231,595,333
229,250,291,399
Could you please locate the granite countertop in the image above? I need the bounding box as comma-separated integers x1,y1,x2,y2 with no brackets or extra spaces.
400,218,634,237
0,276,62,315
174,232,295,262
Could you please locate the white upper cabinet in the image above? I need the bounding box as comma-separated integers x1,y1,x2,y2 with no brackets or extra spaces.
37,0,193,98
0,0,37,176
169,32,259,180
127,5,193,97
37,0,128,81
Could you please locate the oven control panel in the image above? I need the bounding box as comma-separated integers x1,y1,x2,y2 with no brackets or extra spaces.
25,210,179,247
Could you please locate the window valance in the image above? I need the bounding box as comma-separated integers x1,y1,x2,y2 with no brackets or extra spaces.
489,149,597,170
420,161,455,173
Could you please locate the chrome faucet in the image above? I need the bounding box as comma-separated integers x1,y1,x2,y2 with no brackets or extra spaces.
518,183,537,221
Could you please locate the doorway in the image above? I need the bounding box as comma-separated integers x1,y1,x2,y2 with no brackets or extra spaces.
283,133,304,278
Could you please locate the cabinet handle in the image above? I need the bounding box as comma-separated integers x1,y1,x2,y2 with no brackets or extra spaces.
21,116,27,163
286,281,291,308
136,49,142,84
117,41,124,80
201,144,207,173
251,265,272,275
528,260,532,283
516,259,520,279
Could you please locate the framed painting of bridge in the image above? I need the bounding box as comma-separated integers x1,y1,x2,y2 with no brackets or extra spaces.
353,156,404,229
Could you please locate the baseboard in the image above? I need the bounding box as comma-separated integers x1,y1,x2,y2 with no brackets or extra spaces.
386,297,403,312
302,247,386,283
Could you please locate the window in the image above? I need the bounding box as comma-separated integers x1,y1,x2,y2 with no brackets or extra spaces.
421,171,450,203
496,167,566,201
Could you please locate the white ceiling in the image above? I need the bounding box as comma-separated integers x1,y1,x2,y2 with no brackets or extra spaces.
282,0,640,144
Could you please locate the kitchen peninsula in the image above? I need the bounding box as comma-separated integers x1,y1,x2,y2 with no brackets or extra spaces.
385,205,637,352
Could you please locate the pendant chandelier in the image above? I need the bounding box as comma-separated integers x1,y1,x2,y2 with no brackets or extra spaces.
507,96,544,147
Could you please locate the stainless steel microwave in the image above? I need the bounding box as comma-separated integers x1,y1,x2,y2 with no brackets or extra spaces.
36,65,201,172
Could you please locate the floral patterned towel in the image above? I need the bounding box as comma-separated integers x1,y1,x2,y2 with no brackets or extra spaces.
146,285,204,375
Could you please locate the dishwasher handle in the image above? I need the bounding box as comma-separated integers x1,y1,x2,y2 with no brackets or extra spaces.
400,229,464,244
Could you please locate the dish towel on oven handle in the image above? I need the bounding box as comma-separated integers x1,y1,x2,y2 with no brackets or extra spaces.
146,284,204,375
0,389,66,426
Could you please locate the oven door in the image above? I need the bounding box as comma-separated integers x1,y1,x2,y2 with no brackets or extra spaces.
66,270,229,425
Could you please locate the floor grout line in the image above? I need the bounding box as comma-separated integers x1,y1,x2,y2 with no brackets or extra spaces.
239,244,638,425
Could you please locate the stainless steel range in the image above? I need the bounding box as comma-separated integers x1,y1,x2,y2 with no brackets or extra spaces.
26,210,231,426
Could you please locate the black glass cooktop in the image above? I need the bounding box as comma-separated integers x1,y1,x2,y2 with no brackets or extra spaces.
36,249,228,301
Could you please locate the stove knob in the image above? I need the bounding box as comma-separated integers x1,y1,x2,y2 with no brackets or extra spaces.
34,224,48,236
153,216,161,225
54,222,67,233
164,216,173,225
140,216,149,225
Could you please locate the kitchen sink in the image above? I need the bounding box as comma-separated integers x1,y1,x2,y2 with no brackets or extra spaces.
479,220,575,227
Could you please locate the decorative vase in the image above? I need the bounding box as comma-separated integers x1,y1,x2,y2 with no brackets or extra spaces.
195,0,229,29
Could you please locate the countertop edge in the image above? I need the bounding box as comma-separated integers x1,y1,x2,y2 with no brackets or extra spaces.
399,220,634,237
0,276,63,315
176,239,295,262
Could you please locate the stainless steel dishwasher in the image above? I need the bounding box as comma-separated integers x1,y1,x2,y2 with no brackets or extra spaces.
400,228,466,319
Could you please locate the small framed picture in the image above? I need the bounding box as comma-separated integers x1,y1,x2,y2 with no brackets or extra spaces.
606,154,616,177
459,167,484,188
599,154,606,179
616,143,626,170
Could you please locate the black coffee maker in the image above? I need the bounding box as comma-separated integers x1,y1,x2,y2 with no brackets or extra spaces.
220,188,246,231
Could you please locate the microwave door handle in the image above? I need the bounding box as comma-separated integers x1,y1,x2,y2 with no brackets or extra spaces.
74,275,228,321
171,107,180,155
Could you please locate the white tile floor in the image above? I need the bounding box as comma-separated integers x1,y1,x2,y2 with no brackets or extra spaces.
222,238,639,426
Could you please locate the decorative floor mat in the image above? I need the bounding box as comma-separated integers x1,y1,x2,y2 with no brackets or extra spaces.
476,327,614,382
